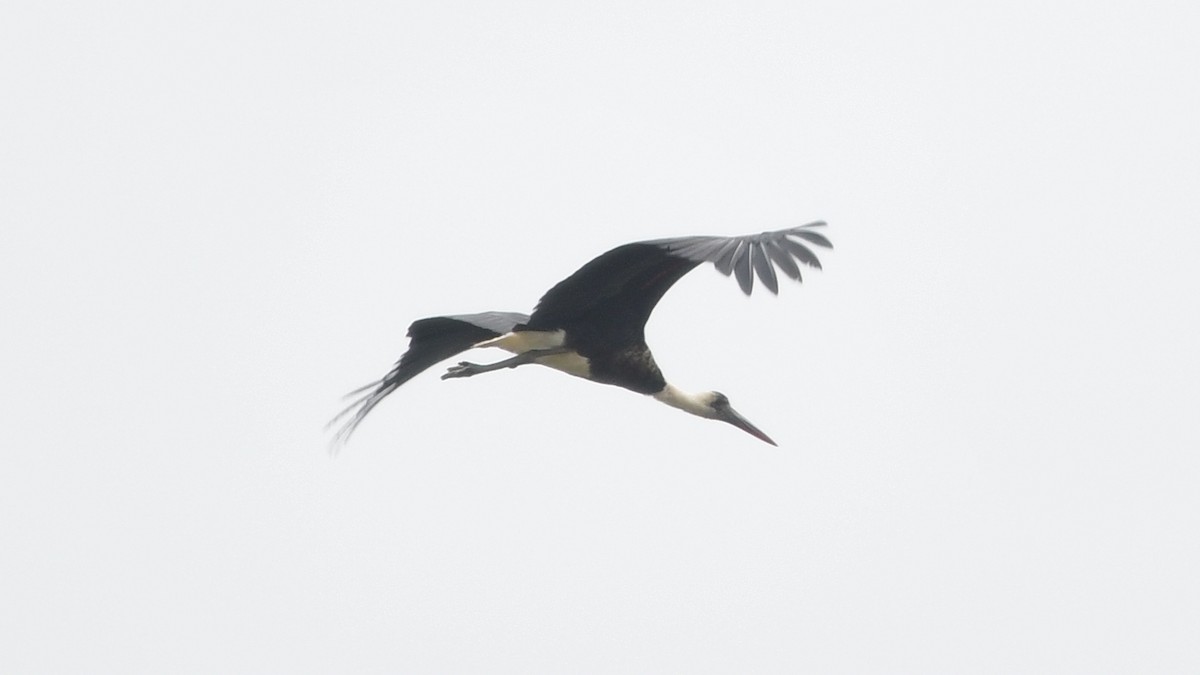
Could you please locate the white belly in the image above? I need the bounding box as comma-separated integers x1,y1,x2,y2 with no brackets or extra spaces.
533,351,592,379
476,329,566,353
475,330,592,379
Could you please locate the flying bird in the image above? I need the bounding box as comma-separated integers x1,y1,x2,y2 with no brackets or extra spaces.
330,221,831,448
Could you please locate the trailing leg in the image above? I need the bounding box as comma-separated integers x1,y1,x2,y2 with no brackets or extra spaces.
441,347,568,380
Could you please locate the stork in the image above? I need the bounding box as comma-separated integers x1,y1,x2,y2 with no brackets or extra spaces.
330,221,831,448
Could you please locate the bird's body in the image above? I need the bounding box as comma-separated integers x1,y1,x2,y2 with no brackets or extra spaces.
331,222,831,448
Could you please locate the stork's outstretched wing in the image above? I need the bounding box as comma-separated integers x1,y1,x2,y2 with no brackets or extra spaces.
526,221,831,332
649,220,831,295
328,311,528,449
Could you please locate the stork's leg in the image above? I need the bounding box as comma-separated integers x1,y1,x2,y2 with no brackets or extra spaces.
441,347,569,380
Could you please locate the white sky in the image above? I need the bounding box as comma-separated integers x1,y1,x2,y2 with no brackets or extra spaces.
3,1,1198,672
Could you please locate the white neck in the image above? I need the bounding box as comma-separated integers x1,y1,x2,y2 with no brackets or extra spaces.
651,383,716,419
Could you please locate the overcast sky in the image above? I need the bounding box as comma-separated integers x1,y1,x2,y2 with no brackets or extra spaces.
3,1,1198,673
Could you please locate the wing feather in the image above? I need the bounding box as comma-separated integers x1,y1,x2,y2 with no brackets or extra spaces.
779,236,824,270
750,243,779,294
328,311,528,450
763,238,803,281
526,221,831,333
712,238,743,276
732,240,754,295
649,220,831,296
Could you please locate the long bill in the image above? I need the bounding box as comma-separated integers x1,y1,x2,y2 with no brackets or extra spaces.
717,406,778,446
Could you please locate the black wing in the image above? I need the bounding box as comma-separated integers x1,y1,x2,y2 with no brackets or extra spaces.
526,221,830,332
328,311,528,449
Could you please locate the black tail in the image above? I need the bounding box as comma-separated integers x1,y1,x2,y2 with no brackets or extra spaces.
328,311,529,451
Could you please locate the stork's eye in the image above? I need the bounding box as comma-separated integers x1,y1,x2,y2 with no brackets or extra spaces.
711,392,730,408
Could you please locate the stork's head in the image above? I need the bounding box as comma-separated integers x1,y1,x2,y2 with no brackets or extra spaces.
701,391,777,446
652,384,777,446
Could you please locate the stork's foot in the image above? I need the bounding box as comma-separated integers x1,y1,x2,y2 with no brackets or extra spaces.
442,362,484,380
